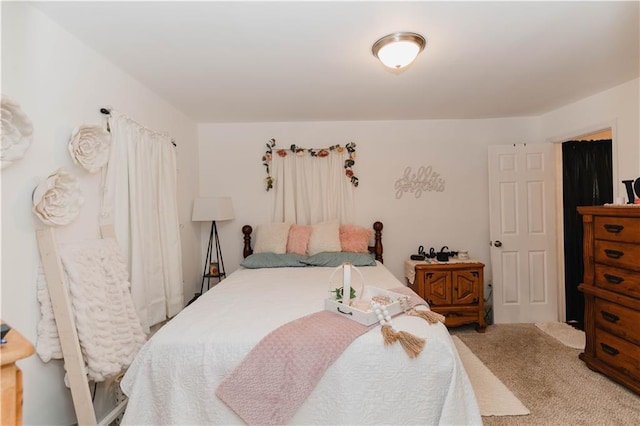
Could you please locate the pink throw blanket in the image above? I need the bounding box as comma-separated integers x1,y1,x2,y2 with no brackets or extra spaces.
216,287,427,425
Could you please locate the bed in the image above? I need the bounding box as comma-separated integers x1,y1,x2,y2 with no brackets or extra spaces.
120,221,481,425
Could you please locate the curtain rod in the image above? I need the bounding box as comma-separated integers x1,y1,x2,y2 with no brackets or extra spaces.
100,107,177,147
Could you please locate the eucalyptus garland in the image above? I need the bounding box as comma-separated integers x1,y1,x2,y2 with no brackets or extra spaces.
262,138,358,191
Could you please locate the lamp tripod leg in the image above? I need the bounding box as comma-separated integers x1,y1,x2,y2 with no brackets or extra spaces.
188,221,215,306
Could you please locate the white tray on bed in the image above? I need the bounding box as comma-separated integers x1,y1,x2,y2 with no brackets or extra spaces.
324,286,404,325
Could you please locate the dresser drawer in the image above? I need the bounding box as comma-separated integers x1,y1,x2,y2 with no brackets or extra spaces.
595,329,640,379
594,216,640,243
595,264,640,299
595,299,640,345
594,240,640,271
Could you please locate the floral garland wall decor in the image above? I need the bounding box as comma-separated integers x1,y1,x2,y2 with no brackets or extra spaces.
68,124,111,173
32,167,84,226
262,138,358,191
394,165,446,199
1,95,34,169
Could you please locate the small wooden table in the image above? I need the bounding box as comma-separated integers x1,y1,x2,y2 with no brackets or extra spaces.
1,324,35,426
405,259,486,332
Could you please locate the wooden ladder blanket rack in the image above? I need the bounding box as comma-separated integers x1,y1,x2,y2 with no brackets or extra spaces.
36,225,128,426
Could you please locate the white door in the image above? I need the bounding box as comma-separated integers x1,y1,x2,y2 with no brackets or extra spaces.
488,143,558,323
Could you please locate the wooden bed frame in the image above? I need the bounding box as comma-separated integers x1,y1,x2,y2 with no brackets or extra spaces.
242,221,384,263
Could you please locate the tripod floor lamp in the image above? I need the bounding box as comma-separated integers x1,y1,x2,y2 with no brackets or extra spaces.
190,197,235,303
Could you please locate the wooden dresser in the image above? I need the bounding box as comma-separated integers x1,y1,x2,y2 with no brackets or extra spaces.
577,206,640,395
1,325,35,425
408,261,486,332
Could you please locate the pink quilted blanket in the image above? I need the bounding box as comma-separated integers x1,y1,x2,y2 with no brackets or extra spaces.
216,287,427,425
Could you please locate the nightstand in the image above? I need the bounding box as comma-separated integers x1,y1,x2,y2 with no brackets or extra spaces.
405,259,486,332
1,324,34,425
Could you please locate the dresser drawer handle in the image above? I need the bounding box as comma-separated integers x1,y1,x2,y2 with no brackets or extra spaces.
604,249,624,259
600,343,620,356
603,224,624,233
604,273,624,284
600,311,620,323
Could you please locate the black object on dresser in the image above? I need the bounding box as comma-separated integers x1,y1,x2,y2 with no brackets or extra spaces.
577,206,640,395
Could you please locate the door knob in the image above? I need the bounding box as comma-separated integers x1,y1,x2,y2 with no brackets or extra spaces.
494,240,502,247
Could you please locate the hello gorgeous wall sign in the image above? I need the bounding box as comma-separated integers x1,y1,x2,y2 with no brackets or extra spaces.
394,166,446,199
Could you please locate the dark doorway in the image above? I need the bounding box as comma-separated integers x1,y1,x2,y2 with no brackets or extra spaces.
562,138,613,329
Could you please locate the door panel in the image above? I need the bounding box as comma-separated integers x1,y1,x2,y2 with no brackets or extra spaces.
489,143,558,323
501,251,520,304
528,251,548,303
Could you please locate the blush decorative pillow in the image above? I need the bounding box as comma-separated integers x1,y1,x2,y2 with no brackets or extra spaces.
286,224,312,255
340,224,373,253
253,223,292,254
307,220,341,256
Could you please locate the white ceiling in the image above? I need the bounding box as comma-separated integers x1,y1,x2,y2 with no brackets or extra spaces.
33,1,639,123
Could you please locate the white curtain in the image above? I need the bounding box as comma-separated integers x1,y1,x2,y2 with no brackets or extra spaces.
101,112,184,332
271,150,354,224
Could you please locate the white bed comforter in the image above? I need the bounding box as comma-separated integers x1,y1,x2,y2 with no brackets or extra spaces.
121,262,481,425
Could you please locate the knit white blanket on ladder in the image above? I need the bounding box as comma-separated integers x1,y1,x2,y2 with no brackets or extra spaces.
36,238,147,382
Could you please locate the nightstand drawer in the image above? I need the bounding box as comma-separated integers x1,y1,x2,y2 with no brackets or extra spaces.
594,240,640,271
595,299,640,345
595,329,640,379
595,264,640,299
594,216,640,243
432,306,479,328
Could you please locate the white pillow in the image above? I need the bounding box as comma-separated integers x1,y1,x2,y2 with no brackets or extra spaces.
307,220,342,256
253,223,292,254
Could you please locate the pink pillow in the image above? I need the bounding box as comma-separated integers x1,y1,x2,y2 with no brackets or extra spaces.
340,224,373,253
286,224,312,255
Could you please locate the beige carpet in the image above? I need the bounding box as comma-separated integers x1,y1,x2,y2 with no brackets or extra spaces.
534,322,585,349
453,336,530,417
453,324,640,425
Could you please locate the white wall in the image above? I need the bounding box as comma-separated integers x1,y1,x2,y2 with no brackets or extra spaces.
197,78,639,313
197,117,539,286
1,3,200,425
540,78,640,198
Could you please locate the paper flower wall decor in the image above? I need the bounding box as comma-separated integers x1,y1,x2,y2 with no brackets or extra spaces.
32,168,84,227
68,124,111,173
1,95,34,169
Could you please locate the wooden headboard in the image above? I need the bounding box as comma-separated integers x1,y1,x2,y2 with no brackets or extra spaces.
242,221,384,263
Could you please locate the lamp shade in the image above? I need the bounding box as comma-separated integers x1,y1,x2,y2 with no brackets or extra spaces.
192,197,235,222
372,32,426,70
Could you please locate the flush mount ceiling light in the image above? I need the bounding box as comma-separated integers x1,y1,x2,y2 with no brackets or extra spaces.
372,32,426,70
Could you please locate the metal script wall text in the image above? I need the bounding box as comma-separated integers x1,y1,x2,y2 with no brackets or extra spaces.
395,166,446,199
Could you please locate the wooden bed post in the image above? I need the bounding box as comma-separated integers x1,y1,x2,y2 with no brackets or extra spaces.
372,221,383,263
242,225,253,258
